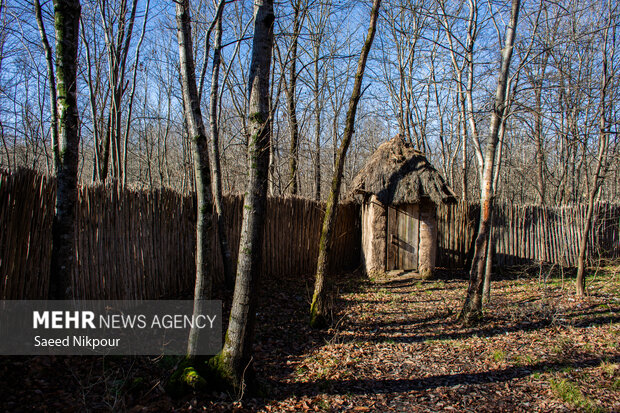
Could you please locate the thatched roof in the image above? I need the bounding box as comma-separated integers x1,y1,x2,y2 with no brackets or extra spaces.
351,135,456,205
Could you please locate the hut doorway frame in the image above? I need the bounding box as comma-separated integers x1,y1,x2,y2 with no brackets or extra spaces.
386,205,420,271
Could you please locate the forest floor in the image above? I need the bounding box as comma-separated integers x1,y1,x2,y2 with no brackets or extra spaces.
1,265,619,412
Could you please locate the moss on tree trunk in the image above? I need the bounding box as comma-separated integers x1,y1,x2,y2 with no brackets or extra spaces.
207,0,274,394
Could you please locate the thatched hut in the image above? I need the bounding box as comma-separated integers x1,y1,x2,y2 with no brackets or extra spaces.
351,135,456,278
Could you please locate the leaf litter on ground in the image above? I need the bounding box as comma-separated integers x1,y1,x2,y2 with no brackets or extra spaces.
0,266,618,412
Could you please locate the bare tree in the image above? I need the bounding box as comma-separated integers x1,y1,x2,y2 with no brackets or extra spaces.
48,0,81,300
207,1,235,287
281,0,304,195
576,8,616,297
210,0,274,392
307,1,330,200
310,0,381,328
459,0,520,325
438,0,476,201
481,0,541,303
381,0,428,149
175,0,214,355
81,0,143,184
33,0,59,171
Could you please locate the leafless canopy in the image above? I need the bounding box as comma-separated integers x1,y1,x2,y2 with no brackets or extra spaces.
351,135,456,205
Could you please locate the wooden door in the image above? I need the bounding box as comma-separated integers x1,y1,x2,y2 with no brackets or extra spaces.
387,204,419,270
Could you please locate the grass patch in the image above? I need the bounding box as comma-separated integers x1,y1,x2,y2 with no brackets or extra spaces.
551,337,575,358
315,356,338,379
549,378,604,412
514,354,537,366
431,281,446,289
376,288,390,299
492,350,506,363
599,360,618,378
316,397,330,410
295,365,309,376
424,337,452,345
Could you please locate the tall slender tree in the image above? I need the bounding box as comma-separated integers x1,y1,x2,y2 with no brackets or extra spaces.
310,0,382,328
175,0,214,355
307,1,330,201
284,0,302,196
438,0,473,201
208,1,235,288
33,0,59,172
459,0,521,324
48,0,81,300
82,0,141,183
209,0,274,392
576,10,615,297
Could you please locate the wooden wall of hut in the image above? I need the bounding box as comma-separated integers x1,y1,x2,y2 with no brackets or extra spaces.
418,200,437,277
360,195,387,274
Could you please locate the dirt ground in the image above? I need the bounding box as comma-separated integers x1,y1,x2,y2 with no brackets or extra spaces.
1,265,618,412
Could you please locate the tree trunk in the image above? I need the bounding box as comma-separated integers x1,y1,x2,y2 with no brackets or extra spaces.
458,81,468,202
534,84,546,205
175,0,214,355
122,0,149,187
313,42,322,201
89,0,138,183
208,3,235,288
286,2,301,196
438,3,468,202
459,0,520,325
483,212,494,302
483,76,513,304
576,20,612,297
464,0,483,182
34,0,59,171
576,199,596,297
210,0,274,392
310,0,381,328
530,39,552,206
48,0,81,300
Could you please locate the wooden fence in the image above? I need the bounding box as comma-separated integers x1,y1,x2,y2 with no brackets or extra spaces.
0,169,360,300
437,202,620,269
3,169,618,299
